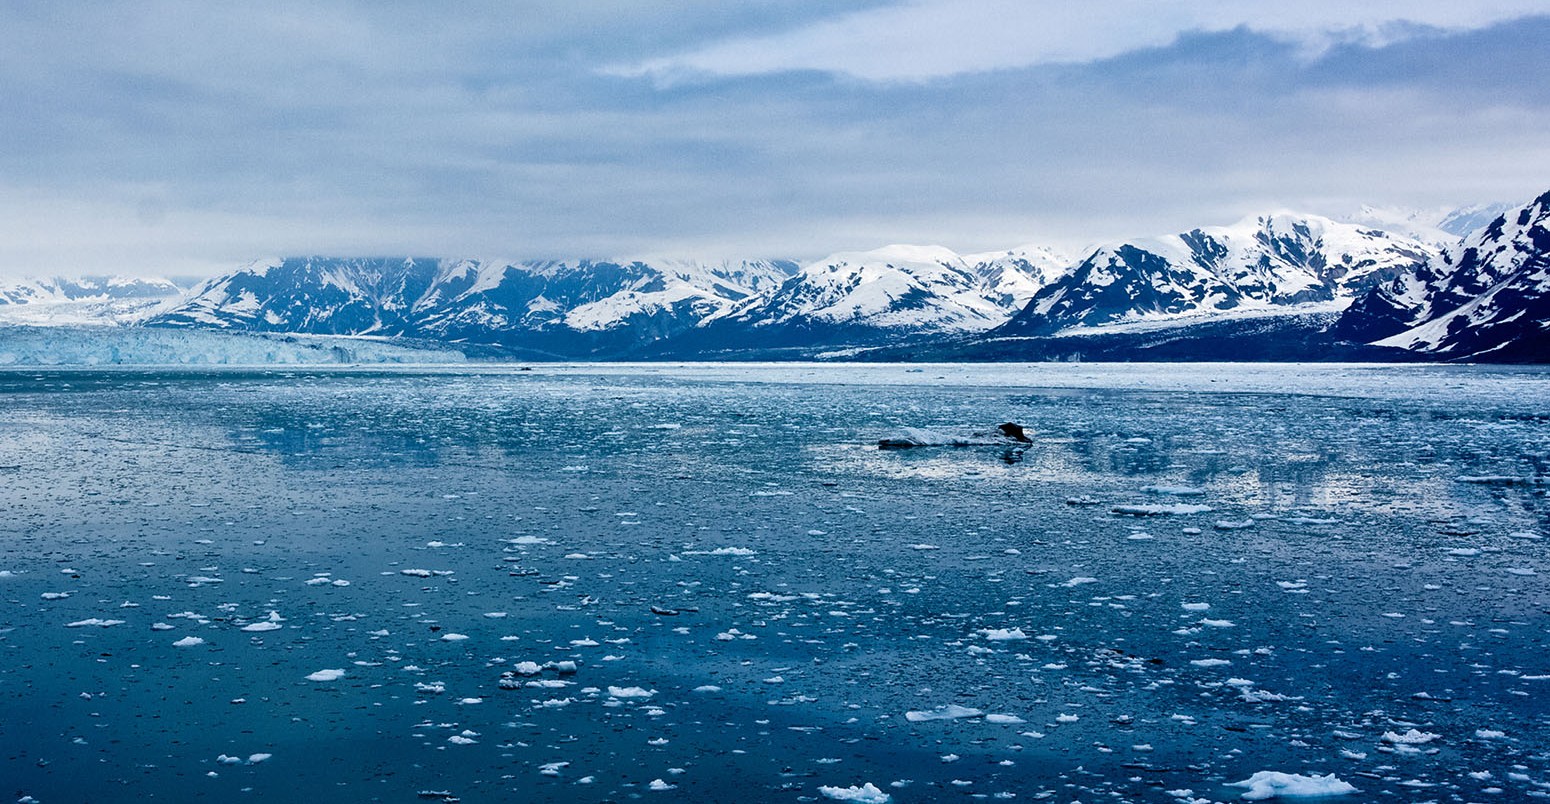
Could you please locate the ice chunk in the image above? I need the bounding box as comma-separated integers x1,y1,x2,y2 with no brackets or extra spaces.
904,705,983,722
818,782,892,802
172,636,205,647
306,669,346,682
1227,771,1357,800
1382,729,1439,744
1142,485,1206,496
1112,504,1215,516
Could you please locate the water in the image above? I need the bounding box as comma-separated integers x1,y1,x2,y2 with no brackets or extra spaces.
1,363,1546,803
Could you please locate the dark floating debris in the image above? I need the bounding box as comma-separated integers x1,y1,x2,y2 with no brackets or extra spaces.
877,423,1035,450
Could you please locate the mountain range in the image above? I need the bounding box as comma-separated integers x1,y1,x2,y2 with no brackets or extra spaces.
1,191,1545,363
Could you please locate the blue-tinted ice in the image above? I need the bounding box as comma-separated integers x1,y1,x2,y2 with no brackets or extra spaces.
0,363,1546,802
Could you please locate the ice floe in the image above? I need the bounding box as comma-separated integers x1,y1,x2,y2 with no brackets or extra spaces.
905,705,984,722
1227,771,1357,800
818,782,892,802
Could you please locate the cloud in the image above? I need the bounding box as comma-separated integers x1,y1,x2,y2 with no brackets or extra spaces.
611,0,1550,83
0,3,1545,277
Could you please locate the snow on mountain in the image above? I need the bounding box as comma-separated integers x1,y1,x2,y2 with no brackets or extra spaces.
0,275,185,326
1437,203,1517,238
996,213,1440,337
709,244,1064,339
149,256,798,355
964,244,1074,309
1342,202,1514,247
1337,189,1550,361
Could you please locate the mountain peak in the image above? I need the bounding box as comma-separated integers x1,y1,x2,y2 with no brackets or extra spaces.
997,211,1440,336
1336,187,1550,361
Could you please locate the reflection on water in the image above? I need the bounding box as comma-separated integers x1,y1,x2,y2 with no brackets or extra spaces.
0,365,1546,803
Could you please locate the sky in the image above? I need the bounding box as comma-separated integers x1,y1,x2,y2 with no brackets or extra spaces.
1,1,1548,277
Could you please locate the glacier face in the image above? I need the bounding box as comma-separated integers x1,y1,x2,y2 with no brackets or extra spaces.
0,325,468,366
994,213,1441,337
1337,191,1550,361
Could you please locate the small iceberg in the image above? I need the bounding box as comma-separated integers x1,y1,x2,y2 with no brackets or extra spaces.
904,704,984,722
1228,771,1357,800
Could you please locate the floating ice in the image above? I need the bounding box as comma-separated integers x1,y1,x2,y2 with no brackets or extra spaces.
1382,729,1439,744
1227,771,1357,800
172,636,205,647
306,669,346,682
700,547,756,556
818,782,892,803
1142,485,1206,496
904,705,983,722
980,628,1028,641
608,686,655,698
1112,504,1215,516
65,618,125,628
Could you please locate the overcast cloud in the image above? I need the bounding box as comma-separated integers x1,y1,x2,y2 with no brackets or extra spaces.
0,1,1546,276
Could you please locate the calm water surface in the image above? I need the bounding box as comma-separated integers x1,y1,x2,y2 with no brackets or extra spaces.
0,364,1546,803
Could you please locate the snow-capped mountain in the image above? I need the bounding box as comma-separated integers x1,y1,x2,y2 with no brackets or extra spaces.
0,275,185,326
1341,203,1512,248
678,244,1069,353
715,245,1057,333
10,197,1541,363
1335,190,1550,361
963,244,1073,309
0,275,182,305
146,247,1065,356
995,213,1440,337
148,256,799,356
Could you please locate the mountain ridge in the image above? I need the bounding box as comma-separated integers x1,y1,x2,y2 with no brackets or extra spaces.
2,196,1545,363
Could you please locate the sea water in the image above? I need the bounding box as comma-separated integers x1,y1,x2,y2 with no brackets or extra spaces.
0,363,1546,802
